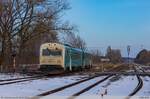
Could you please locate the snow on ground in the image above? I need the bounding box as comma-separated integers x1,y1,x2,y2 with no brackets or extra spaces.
0,73,149,98
0,73,29,80
0,75,89,97
49,76,106,96
43,76,139,99
136,76,150,96
102,76,137,96
79,76,138,96
42,76,106,99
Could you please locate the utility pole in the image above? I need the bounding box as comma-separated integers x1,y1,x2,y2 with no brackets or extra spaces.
127,45,131,67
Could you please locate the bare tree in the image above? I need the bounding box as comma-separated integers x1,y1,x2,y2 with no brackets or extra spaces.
135,49,150,64
90,49,101,64
0,0,73,71
63,32,86,50
106,46,122,63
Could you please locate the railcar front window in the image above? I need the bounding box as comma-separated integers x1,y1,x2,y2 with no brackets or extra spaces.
42,49,62,56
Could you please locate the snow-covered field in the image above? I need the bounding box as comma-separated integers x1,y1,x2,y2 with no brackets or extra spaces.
50,76,106,96
0,73,29,80
79,76,137,96
42,76,106,99
77,76,150,99
0,74,89,97
44,76,150,99
0,73,149,99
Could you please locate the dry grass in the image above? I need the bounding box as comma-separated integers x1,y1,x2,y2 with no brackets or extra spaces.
93,63,132,72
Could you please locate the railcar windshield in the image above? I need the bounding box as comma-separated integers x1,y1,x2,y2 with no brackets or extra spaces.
42,48,62,56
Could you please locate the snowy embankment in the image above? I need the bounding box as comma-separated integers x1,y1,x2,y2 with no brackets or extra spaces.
0,73,29,80
0,75,89,97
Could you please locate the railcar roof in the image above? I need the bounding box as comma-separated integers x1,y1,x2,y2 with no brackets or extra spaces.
41,43,85,52
40,43,62,47
64,45,83,52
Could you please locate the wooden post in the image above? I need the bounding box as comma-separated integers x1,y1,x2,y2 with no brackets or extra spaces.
0,64,2,72
13,57,16,73
12,53,16,73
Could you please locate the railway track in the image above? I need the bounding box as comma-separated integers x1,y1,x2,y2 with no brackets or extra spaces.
0,75,42,82
35,65,123,98
68,75,111,99
0,70,80,86
128,75,143,96
133,64,145,73
37,74,113,98
126,65,143,99
0,72,86,86
0,75,47,86
0,72,70,86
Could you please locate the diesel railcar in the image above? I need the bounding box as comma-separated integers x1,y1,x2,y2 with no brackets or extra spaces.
39,43,92,71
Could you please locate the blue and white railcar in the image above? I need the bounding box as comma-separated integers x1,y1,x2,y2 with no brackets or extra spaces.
39,43,92,71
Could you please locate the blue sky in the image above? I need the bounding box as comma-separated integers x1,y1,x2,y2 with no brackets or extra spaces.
63,0,150,57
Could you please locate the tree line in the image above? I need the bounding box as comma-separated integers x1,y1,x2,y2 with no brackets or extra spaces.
0,0,124,72
90,46,122,64
135,49,150,65
0,0,87,72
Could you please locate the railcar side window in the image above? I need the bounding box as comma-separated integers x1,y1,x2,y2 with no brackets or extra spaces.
72,52,81,60
42,48,62,56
